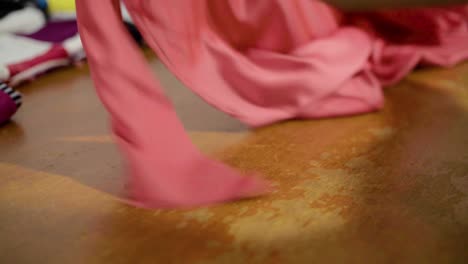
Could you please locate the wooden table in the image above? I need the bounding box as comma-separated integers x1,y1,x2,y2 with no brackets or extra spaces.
1,53,468,263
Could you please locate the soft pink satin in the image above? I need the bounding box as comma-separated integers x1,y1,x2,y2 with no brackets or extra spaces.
76,0,468,208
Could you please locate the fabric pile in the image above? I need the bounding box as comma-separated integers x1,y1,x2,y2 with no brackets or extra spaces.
0,0,141,125
77,0,468,208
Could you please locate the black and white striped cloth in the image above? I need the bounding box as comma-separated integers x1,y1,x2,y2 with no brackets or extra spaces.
0,82,22,107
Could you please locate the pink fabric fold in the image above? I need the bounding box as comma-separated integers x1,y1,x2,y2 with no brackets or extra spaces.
76,0,468,208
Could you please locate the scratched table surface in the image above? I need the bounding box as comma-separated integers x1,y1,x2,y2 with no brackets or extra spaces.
0,51,467,263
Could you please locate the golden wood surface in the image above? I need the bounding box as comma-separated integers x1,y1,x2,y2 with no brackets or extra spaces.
1,55,468,263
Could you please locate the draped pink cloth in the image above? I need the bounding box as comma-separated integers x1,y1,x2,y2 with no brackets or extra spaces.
76,0,468,208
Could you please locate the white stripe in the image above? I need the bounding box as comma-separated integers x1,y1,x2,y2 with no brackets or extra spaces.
3,87,13,94
10,90,21,96
11,92,22,100
11,91,22,104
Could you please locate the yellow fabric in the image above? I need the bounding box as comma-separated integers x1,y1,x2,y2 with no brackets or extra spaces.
48,0,76,12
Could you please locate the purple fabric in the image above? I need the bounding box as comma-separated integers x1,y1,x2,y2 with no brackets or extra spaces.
22,20,78,43
0,90,17,125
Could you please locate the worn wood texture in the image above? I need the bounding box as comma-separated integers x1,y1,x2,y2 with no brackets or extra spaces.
1,54,467,263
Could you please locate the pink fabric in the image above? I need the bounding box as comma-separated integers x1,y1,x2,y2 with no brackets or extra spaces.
76,0,468,208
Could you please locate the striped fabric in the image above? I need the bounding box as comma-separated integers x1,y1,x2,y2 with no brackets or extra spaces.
0,82,22,125
0,82,22,107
